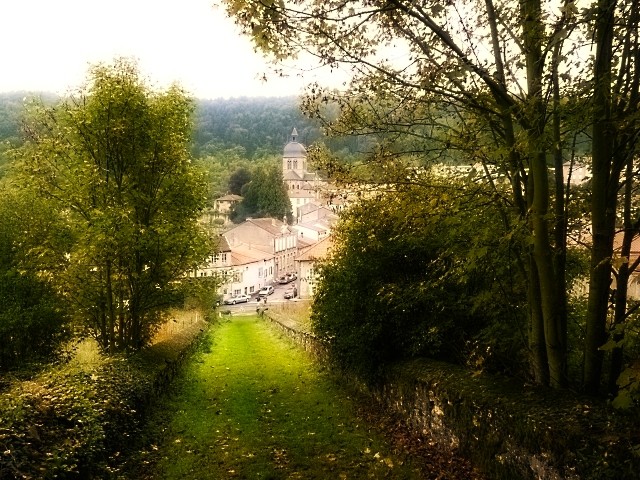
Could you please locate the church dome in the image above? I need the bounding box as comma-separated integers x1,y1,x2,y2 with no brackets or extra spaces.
283,127,307,158
284,141,307,158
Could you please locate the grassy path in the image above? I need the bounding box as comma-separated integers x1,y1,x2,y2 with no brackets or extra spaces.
133,315,436,479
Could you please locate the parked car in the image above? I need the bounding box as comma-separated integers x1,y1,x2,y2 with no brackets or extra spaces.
277,273,297,284
284,288,297,299
224,294,251,305
258,285,275,297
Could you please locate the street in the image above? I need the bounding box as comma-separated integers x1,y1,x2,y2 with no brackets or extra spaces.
221,281,298,314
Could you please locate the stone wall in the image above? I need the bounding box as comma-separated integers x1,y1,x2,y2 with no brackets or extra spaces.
262,312,640,480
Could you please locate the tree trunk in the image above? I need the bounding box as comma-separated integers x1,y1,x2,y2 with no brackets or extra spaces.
551,40,568,364
105,258,116,354
528,255,550,384
608,157,639,394
522,0,567,387
584,0,617,395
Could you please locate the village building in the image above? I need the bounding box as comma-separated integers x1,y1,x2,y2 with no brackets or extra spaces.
189,129,343,303
282,128,329,217
296,235,334,300
224,217,298,284
214,194,242,219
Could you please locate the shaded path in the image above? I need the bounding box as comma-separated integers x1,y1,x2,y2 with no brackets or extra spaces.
129,315,481,479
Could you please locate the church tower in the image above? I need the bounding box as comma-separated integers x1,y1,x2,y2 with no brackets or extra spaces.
282,128,327,220
282,127,307,183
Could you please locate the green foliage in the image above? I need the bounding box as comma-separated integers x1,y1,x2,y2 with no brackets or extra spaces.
144,315,434,478
0,314,207,479
0,185,70,371
192,97,323,159
228,166,252,195
231,164,292,223
16,58,211,352
180,276,221,319
311,180,527,379
0,270,68,371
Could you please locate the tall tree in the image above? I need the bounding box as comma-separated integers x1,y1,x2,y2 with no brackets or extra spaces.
584,0,640,394
19,58,210,352
0,184,70,370
312,179,529,379
224,0,583,387
232,164,292,222
224,0,640,392
228,166,252,195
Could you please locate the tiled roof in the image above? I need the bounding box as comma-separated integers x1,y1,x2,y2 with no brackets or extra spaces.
297,236,334,262
215,235,231,252
216,194,243,202
246,217,289,236
302,172,323,181
298,202,323,214
230,244,273,266
289,190,316,198
283,170,302,180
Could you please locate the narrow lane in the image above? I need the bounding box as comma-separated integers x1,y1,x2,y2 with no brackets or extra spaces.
132,315,476,479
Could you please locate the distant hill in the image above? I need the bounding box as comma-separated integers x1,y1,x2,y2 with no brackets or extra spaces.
192,96,325,158
0,93,347,161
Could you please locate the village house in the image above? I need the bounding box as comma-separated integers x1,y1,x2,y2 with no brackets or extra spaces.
295,235,334,300
224,217,298,282
189,129,345,303
187,224,276,301
212,193,243,225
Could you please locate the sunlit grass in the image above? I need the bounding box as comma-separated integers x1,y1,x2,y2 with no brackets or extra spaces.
65,337,104,371
268,299,313,331
61,309,205,375
146,315,426,479
152,309,205,345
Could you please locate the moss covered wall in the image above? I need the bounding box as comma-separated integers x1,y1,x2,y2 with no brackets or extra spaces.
263,312,640,480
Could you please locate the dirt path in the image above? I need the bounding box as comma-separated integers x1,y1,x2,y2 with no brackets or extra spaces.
125,315,482,479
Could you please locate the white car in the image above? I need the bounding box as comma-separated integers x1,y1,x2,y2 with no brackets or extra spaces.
258,285,275,297
224,294,251,305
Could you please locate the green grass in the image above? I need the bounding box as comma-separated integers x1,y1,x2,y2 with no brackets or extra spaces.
139,315,427,479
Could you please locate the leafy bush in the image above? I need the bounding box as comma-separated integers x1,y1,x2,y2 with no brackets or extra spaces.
311,181,528,379
0,270,69,371
0,315,207,479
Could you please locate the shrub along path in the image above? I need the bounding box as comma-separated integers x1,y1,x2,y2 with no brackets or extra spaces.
125,315,482,479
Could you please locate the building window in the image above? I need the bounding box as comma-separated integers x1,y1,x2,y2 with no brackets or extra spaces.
287,159,292,169
293,160,298,169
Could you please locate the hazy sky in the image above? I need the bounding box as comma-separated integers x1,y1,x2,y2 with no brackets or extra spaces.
0,0,323,99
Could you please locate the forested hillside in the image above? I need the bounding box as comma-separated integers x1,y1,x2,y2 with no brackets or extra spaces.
0,93,342,161
192,96,322,158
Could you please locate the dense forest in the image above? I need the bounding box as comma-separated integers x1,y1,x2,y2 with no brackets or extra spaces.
0,93,357,162
192,96,320,158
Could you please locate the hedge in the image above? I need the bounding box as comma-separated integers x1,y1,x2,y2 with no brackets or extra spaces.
0,316,207,479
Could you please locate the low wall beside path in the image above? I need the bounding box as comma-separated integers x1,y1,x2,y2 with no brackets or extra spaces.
261,310,640,480
259,306,326,357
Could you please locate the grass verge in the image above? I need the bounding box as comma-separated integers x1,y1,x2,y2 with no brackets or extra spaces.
130,315,463,479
